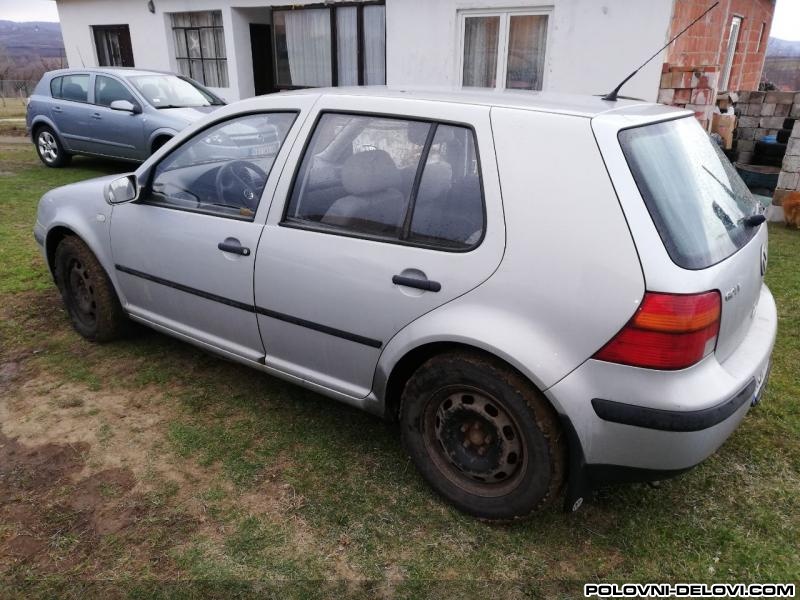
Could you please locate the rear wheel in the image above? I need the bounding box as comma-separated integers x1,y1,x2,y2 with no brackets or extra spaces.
35,126,71,168
400,351,566,520
53,236,128,342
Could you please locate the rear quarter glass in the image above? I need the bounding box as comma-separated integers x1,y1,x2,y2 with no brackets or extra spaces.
618,117,759,270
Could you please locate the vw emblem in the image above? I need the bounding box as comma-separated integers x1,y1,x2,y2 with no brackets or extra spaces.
761,244,768,276
243,189,255,202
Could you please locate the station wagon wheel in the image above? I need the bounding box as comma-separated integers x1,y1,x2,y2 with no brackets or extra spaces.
400,351,566,520
34,126,71,168
53,236,128,342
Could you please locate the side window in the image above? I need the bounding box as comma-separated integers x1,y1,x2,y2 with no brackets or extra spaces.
147,112,297,220
409,125,484,249
285,114,430,238
284,113,485,250
94,75,136,108
50,76,62,98
57,74,90,102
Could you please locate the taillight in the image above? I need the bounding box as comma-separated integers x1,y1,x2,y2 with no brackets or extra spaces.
593,291,721,370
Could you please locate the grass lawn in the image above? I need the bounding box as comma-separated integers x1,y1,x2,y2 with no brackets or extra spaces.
0,142,798,598
0,100,28,136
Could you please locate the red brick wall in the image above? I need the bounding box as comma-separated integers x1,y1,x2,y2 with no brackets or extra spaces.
665,0,775,91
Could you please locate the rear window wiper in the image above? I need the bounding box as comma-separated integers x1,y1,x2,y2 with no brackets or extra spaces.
702,165,763,227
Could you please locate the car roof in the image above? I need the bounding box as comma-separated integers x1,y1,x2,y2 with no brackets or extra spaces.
47,67,175,79
275,86,687,119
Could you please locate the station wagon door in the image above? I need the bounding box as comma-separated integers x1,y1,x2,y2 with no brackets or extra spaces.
254,96,505,398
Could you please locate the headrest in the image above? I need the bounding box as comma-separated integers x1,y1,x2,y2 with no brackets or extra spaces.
62,83,85,101
418,161,452,200
341,150,401,196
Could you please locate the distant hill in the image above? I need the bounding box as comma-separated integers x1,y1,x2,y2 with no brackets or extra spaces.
766,37,800,59
764,38,800,92
0,20,65,60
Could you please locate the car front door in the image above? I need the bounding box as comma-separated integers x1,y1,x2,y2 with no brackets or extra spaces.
254,96,505,398
110,109,302,362
88,74,146,160
49,73,95,153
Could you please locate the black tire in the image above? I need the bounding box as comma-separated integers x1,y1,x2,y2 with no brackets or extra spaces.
782,118,796,131
34,125,72,168
777,129,791,144
151,136,172,155
53,236,128,342
400,351,566,520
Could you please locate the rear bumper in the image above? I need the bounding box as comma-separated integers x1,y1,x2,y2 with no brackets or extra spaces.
548,283,777,507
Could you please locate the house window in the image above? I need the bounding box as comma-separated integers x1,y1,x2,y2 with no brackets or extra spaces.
756,22,766,53
272,2,386,90
93,25,134,67
460,10,549,91
170,11,228,88
719,16,742,91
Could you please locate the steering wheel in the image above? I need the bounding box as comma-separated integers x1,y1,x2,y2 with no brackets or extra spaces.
214,160,267,211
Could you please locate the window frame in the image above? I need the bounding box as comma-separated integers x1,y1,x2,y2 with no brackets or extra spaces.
271,1,386,91
92,24,135,67
138,110,300,222
457,7,552,91
169,10,228,88
719,15,743,92
280,109,487,254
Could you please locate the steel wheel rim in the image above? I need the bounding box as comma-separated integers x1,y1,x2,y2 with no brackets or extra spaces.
38,132,58,162
66,258,97,328
422,385,527,497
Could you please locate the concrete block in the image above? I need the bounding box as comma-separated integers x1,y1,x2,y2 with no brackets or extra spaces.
737,127,755,140
737,150,753,164
791,104,800,119
765,91,795,104
774,103,791,117
761,103,776,116
768,129,779,137
749,91,765,103
658,88,675,104
755,128,769,140
746,103,763,116
787,138,800,157
691,87,714,105
760,116,786,129
737,90,750,103
795,92,800,104
777,170,800,190
793,121,800,137
738,139,755,152
738,116,759,128
660,73,672,88
674,88,691,103
691,71,717,90
783,154,800,173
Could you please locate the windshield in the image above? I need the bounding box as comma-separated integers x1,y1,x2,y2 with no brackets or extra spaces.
619,117,759,270
128,74,222,109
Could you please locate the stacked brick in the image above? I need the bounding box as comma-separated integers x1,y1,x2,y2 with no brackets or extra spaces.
658,64,719,130
734,91,800,164
773,121,800,211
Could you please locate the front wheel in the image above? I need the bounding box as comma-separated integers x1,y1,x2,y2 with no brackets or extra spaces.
35,126,72,168
53,236,128,342
400,351,566,520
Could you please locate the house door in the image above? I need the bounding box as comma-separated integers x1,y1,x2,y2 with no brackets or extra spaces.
250,24,275,95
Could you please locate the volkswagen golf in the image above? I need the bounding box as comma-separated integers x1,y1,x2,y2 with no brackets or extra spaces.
33,88,777,520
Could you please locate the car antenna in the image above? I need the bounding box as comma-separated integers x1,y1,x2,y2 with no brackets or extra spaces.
76,46,86,68
602,1,719,102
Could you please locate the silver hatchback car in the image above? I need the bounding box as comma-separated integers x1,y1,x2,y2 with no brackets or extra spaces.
33,88,777,520
26,68,224,167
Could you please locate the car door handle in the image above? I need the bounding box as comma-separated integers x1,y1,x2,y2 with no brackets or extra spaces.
218,239,250,256
91,112,102,119
392,275,441,292
52,106,63,113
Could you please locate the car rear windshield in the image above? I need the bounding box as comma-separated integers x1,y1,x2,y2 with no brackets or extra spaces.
619,117,759,270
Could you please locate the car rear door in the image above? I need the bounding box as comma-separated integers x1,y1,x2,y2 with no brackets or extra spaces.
49,73,95,153
254,95,505,398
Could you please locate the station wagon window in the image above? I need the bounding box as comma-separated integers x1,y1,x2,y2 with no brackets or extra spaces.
146,112,296,220
170,10,228,88
94,75,136,108
284,113,485,250
51,74,90,102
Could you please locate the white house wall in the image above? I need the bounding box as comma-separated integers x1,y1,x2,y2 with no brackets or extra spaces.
386,0,675,101
56,0,675,103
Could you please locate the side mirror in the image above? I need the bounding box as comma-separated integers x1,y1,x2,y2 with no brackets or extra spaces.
110,99,140,114
105,175,139,205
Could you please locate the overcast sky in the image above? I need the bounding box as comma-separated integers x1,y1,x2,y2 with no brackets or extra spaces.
1,0,799,40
